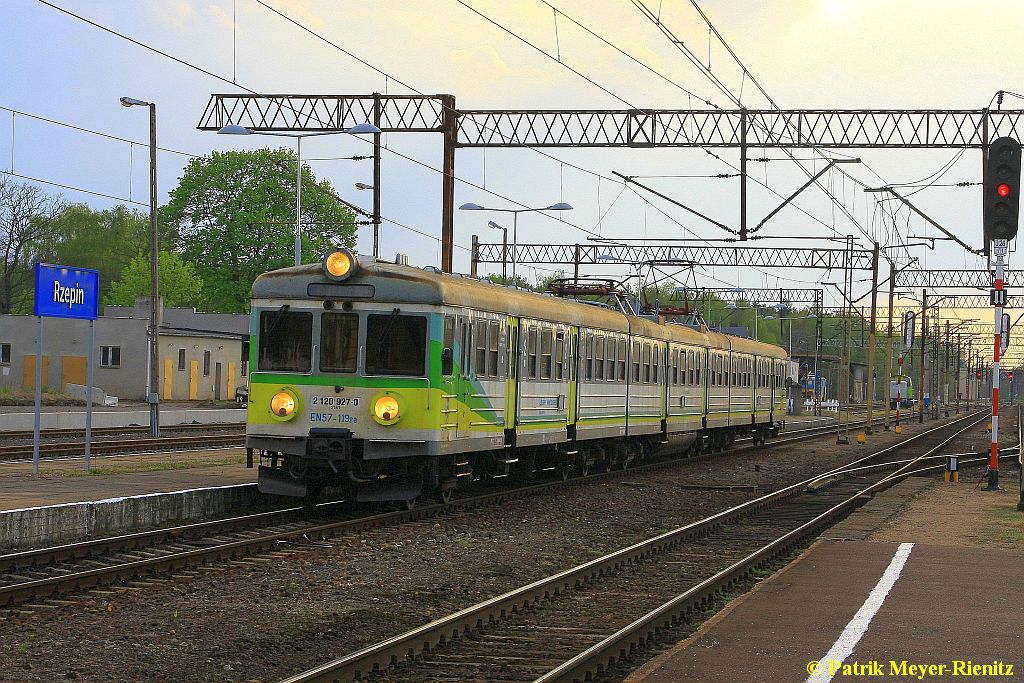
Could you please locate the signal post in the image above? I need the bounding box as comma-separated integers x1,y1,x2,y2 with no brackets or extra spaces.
983,137,1021,491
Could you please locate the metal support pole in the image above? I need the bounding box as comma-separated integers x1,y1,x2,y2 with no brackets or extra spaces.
372,93,382,260
440,94,457,273
573,243,580,287
919,289,927,423
470,235,479,278
148,103,160,438
987,238,1006,490
32,316,42,476
511,212,519,281
883,260,895,430
967,338,973,409
739,109,748,241
85,319,94,472
865,242,880,434
944,320,950,417
295,135,302,266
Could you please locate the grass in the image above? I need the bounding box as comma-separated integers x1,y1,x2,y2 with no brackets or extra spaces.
981,506,1024,544
41,453,246,477
0,386,86,406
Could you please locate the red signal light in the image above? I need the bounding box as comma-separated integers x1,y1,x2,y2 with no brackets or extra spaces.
977,371,983,378
997,183,1011,197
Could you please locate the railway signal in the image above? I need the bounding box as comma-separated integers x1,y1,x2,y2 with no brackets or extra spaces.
984,137,1022,241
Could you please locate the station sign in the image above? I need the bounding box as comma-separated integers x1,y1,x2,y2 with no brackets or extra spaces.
33,263,100,320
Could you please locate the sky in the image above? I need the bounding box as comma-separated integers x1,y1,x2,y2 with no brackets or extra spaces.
2,0,1024,350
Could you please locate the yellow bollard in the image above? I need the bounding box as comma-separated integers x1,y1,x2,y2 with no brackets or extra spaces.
895,425,903,434
856,432,867,444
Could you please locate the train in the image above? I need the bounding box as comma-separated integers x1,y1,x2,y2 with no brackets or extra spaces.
799,372,827,401
244,249,791,505
889,375,915,408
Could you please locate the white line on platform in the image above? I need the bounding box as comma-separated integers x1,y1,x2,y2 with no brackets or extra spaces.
805,542,915,683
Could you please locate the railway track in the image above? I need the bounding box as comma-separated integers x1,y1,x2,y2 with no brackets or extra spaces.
0,421,244,442
0,409,913,613
276,409,1010,683
0,430,244,461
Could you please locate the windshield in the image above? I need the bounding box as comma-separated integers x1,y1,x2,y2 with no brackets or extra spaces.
258,309,312,372
320,312,359,373
365,313,427,376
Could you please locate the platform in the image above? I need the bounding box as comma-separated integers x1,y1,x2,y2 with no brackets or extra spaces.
0,450,253,511
627,476,1024,682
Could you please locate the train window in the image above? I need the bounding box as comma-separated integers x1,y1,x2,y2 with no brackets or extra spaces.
475,321,488,376
695,352,701,386
528,326,538,380
541,328,553,379
258,309,312,373
555,332,565,379
652,345,659,384
461,319,471,374
617,339,627,381
365,313,427,376
488,321,500,377
595,336,605,381
583,332,593,381
442,316,455,375
642,343,652,383
606,337,616,382
320,312,359,373
689,351,695,385
632,341,641,382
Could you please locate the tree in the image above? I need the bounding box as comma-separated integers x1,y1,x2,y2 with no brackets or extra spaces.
105,250,203,309
36,204,158,304
0,174,64,313
161,149,356,312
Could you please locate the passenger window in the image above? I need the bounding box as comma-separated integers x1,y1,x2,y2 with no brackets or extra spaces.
652,345,659,384
617,339,627,381
555,332,565,380
541,329,553,379
595,336,605,381
695,353,701,385
642,343,651,383
606,337,616,382
632,341,641,382
442,315,455,376
581,333,591,381
475,321,488,376
488,321,500,377
527,326,538,379
461,319,471,374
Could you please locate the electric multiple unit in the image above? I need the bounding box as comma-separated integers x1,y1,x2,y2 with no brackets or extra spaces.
245,249,790,504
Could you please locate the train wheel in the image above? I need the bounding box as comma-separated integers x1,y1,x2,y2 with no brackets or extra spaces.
578,457,590,477
436,486,453,505
402,497,417,511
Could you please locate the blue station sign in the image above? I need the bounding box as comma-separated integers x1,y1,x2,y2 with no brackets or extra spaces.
34,263,100,320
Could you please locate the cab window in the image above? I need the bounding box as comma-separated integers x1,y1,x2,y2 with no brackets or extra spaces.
320,312,358,373
365,313,427,376
258,309,312,372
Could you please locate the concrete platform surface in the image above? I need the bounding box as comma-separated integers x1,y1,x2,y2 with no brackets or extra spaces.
0,456,254,511
0,406,245,431
628,533,1024,683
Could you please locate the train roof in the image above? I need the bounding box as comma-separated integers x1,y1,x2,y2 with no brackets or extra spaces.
252,259,787,359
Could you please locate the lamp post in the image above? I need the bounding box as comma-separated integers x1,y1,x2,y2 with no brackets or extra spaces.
487,221,508,279
217,122,381,265
120,96,160,437
459,202,573,280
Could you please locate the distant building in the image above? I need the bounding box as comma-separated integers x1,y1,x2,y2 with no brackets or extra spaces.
0,298,248,402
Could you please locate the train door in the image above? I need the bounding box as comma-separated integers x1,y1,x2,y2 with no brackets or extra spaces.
440,314,458,441
457,315,473,439
504,317,518,431
566,326,578,428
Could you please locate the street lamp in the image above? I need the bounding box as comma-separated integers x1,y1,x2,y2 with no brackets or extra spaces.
120,96,160,438
459,201,573,280
487,221,508,279
217,122,381,265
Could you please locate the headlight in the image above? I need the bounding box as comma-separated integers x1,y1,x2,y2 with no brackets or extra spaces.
270,389,298,420
372,394,400,425
323,248,359,281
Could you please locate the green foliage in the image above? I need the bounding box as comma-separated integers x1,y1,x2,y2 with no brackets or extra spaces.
36,204,162,303
105,250,203,308
483,273,534,290
160,148,356,312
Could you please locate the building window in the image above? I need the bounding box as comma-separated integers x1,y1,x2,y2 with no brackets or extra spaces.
0,343,10,365
178,349,186,371
100,346,121,368
203,350,211,376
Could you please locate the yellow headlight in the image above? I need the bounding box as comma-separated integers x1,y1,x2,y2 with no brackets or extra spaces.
323,248,358,280
373,395,400,423
270,390,297,418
